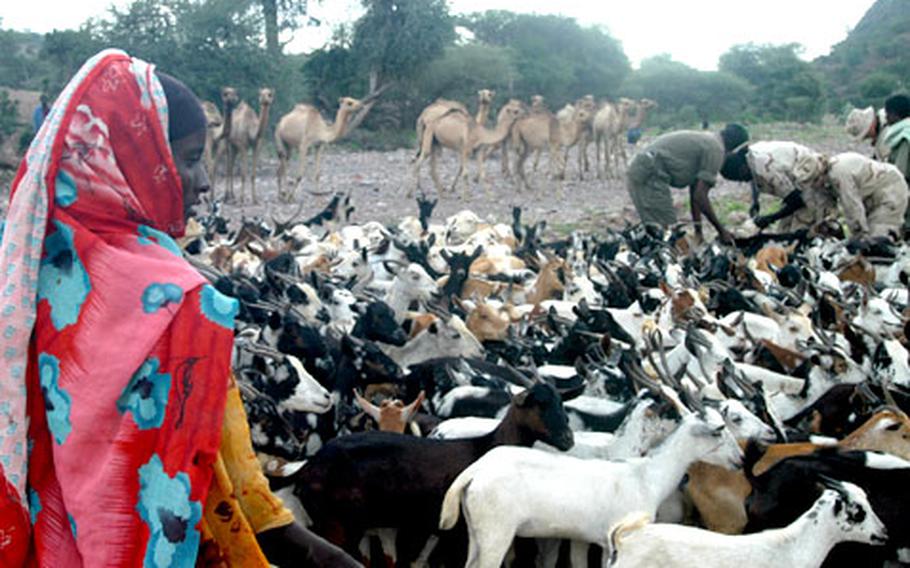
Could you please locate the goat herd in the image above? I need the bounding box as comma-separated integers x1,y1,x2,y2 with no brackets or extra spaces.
189,193,910,567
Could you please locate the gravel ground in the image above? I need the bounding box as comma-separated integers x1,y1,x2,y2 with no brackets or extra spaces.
209,123,873,237
1,122,875,237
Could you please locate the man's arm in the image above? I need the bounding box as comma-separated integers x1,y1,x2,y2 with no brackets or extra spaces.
258,523,363,568
690,180,733,243
754,189,806,229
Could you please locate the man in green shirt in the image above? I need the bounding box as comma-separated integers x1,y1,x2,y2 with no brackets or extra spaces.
625,124,748,244
883,94,910,234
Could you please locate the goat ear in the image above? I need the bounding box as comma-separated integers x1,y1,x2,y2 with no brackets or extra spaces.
659,280,672,297
512,388,531,407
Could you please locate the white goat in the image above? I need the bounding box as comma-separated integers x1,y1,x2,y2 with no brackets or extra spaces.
383,262,438,322
380,315,483,368
608,482,887,568
438,408,742,568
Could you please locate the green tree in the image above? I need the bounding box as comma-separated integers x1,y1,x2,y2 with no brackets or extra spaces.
462,11,629,105
258,0,311,57
621,55,751,127
352,0,455,92
720,43,824,121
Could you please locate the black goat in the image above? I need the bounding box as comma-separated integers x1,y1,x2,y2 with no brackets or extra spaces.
291,381,574,565
744,445,910,567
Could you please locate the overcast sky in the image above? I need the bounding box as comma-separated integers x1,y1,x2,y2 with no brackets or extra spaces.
2,0,876,70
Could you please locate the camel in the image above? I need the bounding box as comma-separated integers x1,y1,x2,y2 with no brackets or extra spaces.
553,103,594,180
275,96,364,202
593,97,634,180
511,110,561,191
202,100,223,180
414,89,495,157
610,98,658,175
412,101,525,200
214,87,273,204
506,94,549,177
573,94,597,176
475,89,495,126
510,103,591,191
208,87,239,184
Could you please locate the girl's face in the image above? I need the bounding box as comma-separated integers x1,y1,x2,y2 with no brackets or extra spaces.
170,128,209,220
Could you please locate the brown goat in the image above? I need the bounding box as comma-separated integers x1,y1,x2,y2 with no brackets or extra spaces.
686,408,910,534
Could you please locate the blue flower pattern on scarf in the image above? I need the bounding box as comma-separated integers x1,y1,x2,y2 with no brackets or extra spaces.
37,220,91,330
28,488,41,525
117,357,171,430
55,170,78,207
199,284,238,330
141,283,184,314
138,225,182,257
38,353,72,445
137,454,201,568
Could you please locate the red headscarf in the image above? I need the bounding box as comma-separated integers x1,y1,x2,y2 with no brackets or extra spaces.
0,50,235,567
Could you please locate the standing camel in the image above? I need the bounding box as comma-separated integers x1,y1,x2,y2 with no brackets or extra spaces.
411,102,525,199
573,94,597,177
626,98,658,145
505,94,549,178
208,87,239,184
593,98,634,180
216,87,273,204
275,97,364,202
475,89,495,126
610,98,658,175
414,89,495,157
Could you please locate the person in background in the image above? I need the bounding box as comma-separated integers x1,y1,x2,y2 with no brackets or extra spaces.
882,94,910,237
0,49,359,567
845,105,890,160
31,94,49,134
720,141,838,231
626,123,749,244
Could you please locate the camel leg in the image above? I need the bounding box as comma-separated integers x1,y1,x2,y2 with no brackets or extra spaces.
429,147,445,195
239,146,249,205
500,140,510,179
411,133,434,198
516,144,532,192
225,144,236,203
251,140,262,204
276,145,288,201
290,142,310,202
459,146,472,200
211,141,225,196
532,148,542,172
477,149,492,199
313,145,323,184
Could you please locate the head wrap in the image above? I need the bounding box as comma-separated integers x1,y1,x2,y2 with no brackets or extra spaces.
157,72,207,142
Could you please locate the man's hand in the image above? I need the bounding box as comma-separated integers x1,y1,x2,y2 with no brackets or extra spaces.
749,202,760,219
754,215,773,230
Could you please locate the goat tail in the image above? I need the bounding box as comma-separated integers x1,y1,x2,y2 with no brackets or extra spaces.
438,466,475,531
607,512,651,566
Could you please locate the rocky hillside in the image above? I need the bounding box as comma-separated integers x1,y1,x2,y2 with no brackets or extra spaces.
815,0,910,106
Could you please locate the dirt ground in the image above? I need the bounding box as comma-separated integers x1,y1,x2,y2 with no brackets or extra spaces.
1,121,873,237
208,121,872,237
